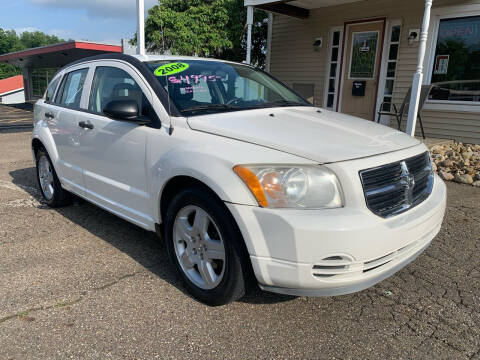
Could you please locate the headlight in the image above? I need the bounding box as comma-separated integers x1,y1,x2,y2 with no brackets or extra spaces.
234,165,343,209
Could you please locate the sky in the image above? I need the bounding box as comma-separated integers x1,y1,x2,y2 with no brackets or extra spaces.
1,0,158,45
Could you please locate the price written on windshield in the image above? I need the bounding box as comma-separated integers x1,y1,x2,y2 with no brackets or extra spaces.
168,75,224,84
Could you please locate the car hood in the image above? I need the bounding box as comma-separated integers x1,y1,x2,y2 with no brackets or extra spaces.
187,107,420,163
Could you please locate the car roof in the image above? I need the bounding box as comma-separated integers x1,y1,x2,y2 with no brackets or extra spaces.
61,53,250,73
132,54,243,65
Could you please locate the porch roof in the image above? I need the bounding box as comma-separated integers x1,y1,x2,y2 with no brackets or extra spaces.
244,0,363,18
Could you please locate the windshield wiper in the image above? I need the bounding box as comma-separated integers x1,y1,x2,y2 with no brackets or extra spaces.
262,99,310,108
180,104,241,114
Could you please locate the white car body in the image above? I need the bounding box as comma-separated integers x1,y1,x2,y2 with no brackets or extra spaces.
32,54,446,297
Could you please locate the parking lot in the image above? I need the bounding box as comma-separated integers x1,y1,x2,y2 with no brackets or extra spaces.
0,128,479,359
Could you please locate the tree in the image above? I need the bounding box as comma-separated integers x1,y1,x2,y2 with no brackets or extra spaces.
0,29,64,80
136,0,268,68
0,29,22,54
19,31,62,50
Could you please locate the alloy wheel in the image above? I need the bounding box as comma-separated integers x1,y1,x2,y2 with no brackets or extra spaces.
173,205,226,290
38,155,54,201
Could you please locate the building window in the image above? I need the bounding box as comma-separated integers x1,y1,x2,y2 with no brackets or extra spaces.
381,25,401,112
325,29,343,109
429,15,480,103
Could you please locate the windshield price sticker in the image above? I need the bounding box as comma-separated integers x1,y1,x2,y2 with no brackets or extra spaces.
154,62,189,76
168,74,222,84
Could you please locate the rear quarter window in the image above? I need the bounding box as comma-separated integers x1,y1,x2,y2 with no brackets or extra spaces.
45,76,61,103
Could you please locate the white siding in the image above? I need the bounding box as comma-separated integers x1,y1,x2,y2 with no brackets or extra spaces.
269,0,480,143
0,90,25,104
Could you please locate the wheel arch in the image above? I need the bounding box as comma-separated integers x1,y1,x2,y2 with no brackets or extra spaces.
31,136,64,184
31,131,60,170
31,137,44,156
159,175,226,226
158,174,256,288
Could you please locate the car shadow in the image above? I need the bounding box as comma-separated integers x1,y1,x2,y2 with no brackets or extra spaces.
9,166,296,306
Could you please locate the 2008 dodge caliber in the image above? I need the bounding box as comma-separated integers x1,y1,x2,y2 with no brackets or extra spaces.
32,54,446,305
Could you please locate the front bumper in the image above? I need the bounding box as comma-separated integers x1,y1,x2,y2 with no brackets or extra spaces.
226,172,446,297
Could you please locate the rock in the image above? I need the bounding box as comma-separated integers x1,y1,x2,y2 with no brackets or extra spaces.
430,141,480,186
473,181,480,187
439,170,454,181
431,145,445,154
433,154,445,162
461,151,474,160
441,159,454,168
454,174,473,185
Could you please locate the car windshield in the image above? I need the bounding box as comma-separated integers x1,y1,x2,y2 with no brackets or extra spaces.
145,60,311,116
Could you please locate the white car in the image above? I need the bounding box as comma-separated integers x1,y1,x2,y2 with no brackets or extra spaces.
32,54,446,305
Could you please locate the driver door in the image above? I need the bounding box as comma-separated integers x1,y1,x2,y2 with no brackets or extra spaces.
78,62,156,228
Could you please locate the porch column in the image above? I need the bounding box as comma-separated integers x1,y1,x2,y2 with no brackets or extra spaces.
246,5,254,64
136,0,146,56
406,0,433,137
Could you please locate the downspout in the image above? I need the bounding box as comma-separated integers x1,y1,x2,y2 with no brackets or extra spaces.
246,5,254,64
137,0,146,56
406,0,433,136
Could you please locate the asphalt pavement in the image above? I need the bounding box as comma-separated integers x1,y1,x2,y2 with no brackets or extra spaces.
0,103,34,130
0,130,479,359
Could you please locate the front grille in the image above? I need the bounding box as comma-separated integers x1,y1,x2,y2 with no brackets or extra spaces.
359,152,434,218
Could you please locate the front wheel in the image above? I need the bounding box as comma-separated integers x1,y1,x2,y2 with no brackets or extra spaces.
164,187,251,306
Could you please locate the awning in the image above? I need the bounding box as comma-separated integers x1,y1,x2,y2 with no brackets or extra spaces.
0,41,122,69
244,0,363,19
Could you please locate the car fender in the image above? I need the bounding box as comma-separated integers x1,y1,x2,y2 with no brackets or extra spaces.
31,121,61,177
151,148,259,224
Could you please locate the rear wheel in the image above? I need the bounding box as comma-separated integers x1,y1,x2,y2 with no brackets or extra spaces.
35,148,72,207
164,187,251,306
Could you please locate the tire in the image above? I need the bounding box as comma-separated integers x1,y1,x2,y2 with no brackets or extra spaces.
35,148,72,208
164,186,251,306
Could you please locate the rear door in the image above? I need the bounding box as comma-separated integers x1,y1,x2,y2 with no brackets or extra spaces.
48,65,91,195
78,61,156,228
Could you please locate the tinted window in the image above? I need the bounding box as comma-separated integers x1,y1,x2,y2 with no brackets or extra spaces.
146,60,310,116
89,66,153,118
57,69,89,109
44,76,61,103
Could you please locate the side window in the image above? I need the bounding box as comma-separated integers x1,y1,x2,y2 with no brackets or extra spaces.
88,66,154,120
57,68,89,109
45,76,61,103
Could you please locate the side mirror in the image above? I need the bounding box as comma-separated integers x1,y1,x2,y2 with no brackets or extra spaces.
103,100,146,123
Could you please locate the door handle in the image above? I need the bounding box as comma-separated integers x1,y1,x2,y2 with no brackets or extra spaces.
45,112,54,119
78,121,94,130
